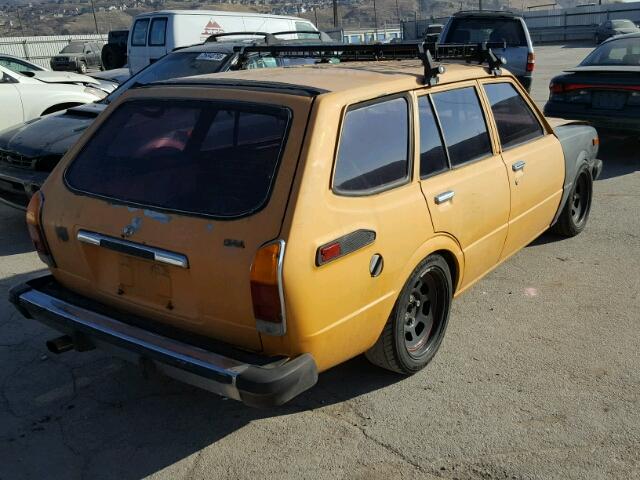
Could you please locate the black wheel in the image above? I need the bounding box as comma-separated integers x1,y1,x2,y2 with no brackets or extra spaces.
77,61,87,74
366,254,452,374
552,164,593,237
101,44,126,70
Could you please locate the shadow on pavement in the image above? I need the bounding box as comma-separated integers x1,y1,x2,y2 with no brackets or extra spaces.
0,268,402,479
0,203,33,256
597,134,639,180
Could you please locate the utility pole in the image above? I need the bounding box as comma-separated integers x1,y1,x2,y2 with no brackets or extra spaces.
395,0,400,24
333,0,338,27
479,0,483,10
89,0,100,35
16,8,25,36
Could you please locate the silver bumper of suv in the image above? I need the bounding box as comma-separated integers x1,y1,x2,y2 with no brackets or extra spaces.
10,276,318,408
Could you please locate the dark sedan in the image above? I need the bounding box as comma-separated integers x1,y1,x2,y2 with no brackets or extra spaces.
544,33,640,133
595,19,639,44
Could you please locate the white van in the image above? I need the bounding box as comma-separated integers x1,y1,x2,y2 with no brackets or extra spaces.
127,10,318,74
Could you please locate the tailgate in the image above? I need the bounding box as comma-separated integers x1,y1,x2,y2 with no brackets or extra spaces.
41,87,313,351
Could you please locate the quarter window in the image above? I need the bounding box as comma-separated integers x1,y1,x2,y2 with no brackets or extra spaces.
432,87,492,166
131,19,150,46
484,83,543,149
334,97,409,194
417,96,448,177
149,18,167,46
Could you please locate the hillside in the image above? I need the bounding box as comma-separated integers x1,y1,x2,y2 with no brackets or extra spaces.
0,0,581,37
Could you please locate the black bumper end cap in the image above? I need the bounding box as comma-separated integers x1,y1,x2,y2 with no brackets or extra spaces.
237,353,318,408
8,282,34,318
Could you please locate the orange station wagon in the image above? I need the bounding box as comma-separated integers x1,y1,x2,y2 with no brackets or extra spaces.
10,44,602,407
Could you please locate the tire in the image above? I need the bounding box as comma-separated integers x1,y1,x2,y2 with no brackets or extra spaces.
552,164,593,237
365,254,452,374
101,44,126,70
77,61,87,74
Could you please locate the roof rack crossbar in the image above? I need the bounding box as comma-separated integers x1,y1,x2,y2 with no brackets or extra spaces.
206,31,275,43
233,41,507,85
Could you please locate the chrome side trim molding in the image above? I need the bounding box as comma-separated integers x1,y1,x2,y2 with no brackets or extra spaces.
77,230,189,268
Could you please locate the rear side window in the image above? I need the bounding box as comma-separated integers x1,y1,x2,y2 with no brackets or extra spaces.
149,18,167,46
65,100,290,219
484,83,543,149
131,19,150,46
334,97,409,194
445,17,526,46
295,21,318,39
432,87,492,166
417,96,448,177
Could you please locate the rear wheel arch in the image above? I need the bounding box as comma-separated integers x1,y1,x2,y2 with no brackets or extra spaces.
398,235,464,296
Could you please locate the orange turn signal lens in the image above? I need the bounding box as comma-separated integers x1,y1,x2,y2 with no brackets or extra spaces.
250,241,285,329
592,137,600,146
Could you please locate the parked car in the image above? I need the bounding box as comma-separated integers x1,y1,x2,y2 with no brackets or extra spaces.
0,54,46,75
50,41,103,74
544,33,640,133
1,53,119,93
127,10,318,74
595,19,639,44
101,30,129,70
10,43,601,407
0,33,333,210
440,10,535,91
0,64,107,134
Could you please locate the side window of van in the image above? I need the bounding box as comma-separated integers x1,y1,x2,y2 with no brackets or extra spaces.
334,96,410,194
149,18,167,46
484,82,543,149
431,87,492,166
132,18,150,46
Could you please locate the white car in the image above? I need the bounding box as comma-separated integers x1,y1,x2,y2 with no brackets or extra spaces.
0,64,108,133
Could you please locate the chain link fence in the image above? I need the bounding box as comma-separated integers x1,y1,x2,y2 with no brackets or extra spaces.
0,34,107,69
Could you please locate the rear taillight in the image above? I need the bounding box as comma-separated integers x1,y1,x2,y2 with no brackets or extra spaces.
250,240,286,335
526,52,535,72
26,192,55,267
549,82,564,94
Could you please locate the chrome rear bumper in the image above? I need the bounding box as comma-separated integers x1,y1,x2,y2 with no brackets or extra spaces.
9,275,317,408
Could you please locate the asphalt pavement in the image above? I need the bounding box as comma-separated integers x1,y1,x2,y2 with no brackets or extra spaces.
0,43,638,480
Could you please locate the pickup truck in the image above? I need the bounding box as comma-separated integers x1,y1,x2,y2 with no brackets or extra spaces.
10,43,602,407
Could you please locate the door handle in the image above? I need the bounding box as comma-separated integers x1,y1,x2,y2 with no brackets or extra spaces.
434,190,455,204
512,160,526,172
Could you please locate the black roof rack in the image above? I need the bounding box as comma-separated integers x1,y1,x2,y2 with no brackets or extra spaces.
205,30,328,45
233,41,507,85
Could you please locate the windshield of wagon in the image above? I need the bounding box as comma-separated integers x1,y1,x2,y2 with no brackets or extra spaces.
61,44,85,54
444,17,527,46
65,99,290,218
580,37,640,66
105,51,228,104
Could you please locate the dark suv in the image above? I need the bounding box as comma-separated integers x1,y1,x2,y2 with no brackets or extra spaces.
50,41,103,74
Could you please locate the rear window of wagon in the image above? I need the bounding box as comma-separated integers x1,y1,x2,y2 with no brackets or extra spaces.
65,99,291,219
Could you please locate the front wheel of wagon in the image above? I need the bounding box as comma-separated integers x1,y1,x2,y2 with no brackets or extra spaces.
365,254,452,374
